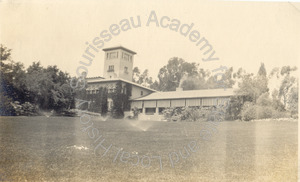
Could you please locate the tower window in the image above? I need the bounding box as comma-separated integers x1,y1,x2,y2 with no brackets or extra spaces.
108,65,114,72
141,91,143,96
122,52,130,61
124,67,128,74
107,52,118,59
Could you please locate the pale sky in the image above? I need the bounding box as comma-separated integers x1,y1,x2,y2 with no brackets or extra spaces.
1,0,299,80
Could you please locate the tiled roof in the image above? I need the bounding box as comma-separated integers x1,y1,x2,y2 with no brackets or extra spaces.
132,88,235,101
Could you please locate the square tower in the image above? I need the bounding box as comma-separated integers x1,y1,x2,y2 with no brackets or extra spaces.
103,46,136,81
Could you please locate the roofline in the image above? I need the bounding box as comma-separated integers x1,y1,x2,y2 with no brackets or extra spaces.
87,78,157,92
131,88,236,101
132,95,233,101
86,76,105,79
103,46,137,55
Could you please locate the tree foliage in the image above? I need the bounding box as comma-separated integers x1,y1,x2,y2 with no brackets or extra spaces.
0,44,75,115
88,87,108,115
156,57,199,91
235,64,268,103
136,57,235,91
132,67,154,88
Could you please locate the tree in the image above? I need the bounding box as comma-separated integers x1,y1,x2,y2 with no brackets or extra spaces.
235,64,269,103
227,95,244,120
101,87,108,115
132,67,141,83
205,67,235,89
0,45,28,101
256,92,272,106
132,67,154,88
123,83,132,111
287,84,298,115
279,75,296,108
235,73,256,102
156,57,198,91
270,66,298,110
0,44,76,115
25,62,75,111
0,45,28,115
180,68,209,90
258,63,267,77
180,75,206,90
112,81,124,118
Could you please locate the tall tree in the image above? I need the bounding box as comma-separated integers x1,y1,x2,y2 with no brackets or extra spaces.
258,63,267,77
157,57,198,91
0,45,16,115
269,66,298,110
132,67,140,83
255,63,269,97
25,62,74,111
132,67,154,88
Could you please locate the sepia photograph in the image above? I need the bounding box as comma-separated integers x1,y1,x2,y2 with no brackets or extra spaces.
0,0,299,181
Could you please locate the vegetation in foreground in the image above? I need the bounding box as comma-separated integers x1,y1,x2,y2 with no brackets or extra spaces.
0,44,298,120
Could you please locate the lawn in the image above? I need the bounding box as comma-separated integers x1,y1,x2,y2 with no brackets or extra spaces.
0,116,297,181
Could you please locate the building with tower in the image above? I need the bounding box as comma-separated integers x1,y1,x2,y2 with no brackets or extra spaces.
102,46,136,81
85,46,155,112
86,46,234,120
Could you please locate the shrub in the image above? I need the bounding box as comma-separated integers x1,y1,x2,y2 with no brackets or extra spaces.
132,107,139,119
256,92,272,106
241,102,256,121
162,107,183,121
162,106,213,122
272,110,289,119
242,101,291,121
227,95,245,120
11,101,38,116
256,106,273,119
272,99,285,112
0,94,16,116
207,106,228,121
181,107,208,122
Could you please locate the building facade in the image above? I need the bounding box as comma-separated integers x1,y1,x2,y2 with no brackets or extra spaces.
86,46,234,120
131,88,234,120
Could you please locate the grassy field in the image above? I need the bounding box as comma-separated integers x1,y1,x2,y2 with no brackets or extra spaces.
0,116,297,182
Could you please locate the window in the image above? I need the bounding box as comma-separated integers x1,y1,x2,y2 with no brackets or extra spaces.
124,67,128,74
122,52,130,61
145,108,156,115
141,91,143,96
107,52,118,59
108,65,114,72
